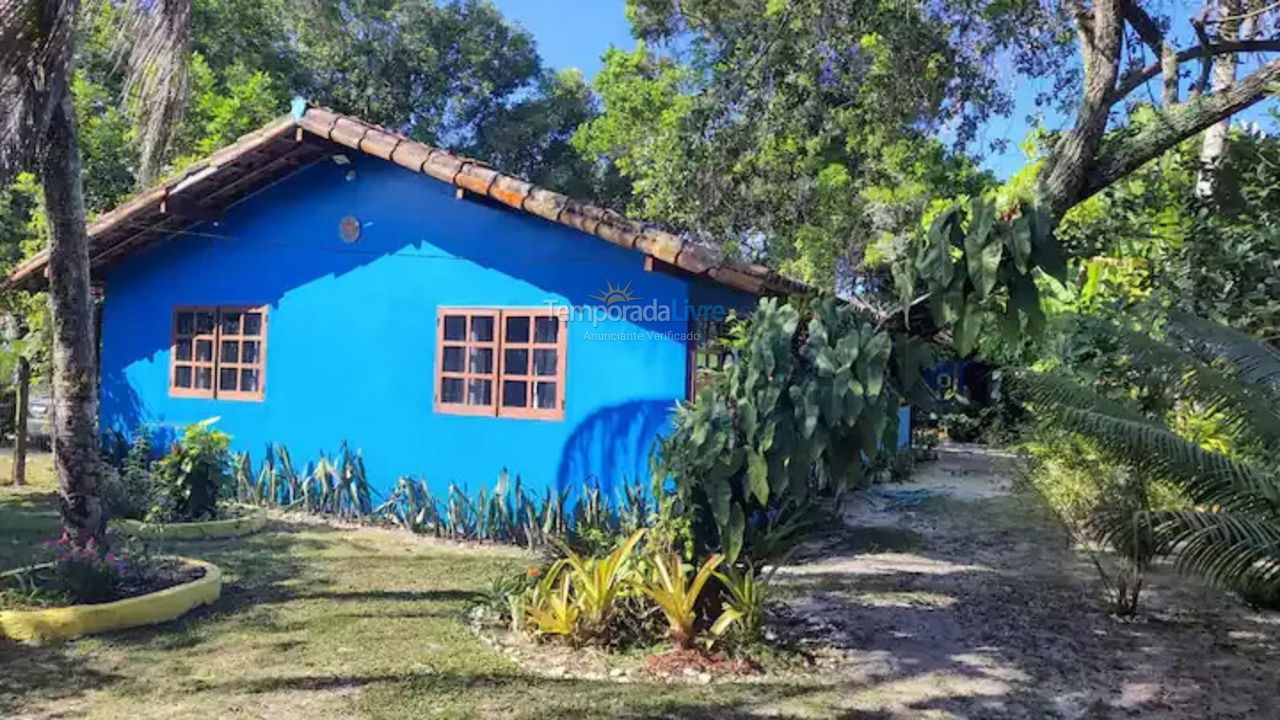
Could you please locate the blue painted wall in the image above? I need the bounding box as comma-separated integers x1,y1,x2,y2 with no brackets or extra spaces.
99,155,753,501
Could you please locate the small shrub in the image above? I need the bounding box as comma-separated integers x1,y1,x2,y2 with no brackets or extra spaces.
1018,427,1161,614
716,562,779,644
150,419,232,523
103,429,157,520
23,531,157,605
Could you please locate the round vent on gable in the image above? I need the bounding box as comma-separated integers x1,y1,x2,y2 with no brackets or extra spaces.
338,216,362,244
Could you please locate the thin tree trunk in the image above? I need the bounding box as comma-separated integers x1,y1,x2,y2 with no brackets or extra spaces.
40,89,104,549
1195,0,1248,199
12,356,29,486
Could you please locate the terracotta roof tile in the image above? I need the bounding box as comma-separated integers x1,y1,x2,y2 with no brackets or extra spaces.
5,104,812,297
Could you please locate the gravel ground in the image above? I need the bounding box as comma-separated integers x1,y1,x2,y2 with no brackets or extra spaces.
769,444,1280,719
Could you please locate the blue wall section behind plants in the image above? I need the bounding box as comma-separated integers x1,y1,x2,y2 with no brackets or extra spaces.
100,155,751,502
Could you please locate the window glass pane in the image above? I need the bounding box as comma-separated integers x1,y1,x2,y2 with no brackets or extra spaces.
176,312,194,335
535,316,559,343
534,382,557,409
504,348,528,375
196,367,213,389
502,380,527,407
442,346,464,373
175,366,192,388
175,339,192,361
221,312,242,335
469,347,493,374
443,315,466,341
221,341,240,363
467,378,492,405
533,349,557,376
240,369,259,393
505,316,529,343
441,377,464,403
195,312,215,333
242,341,260,364
470,315,494,342
220,368,238,391
195,339,214,362
243,312,262,336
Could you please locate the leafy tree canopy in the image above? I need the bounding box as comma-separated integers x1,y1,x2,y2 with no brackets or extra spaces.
574,0,1073,289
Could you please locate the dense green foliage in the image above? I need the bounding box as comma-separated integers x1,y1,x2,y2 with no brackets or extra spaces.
1020,313,1280,608
573,0,1072,287
657,296,934,564
1057,129,1280,343
149,420,233,522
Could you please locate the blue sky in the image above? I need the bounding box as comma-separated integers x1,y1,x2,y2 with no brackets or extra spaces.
492,0,1276,181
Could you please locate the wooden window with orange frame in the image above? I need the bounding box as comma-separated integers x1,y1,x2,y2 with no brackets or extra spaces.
435,307,566,420
171,306,267,401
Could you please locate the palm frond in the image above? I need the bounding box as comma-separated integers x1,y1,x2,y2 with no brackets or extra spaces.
1169,311,1280,403
0,0,78,178
1151,510,1280,605
1021,373,1278,513
1106,319,1280,452
1014,371,1156,427
117,0,192,183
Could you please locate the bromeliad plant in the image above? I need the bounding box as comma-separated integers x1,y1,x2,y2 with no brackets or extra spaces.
523,565,581,639
715,562,780,644
635,551,739,649
550,529,646,639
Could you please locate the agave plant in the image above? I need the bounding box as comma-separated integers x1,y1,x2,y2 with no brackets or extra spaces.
1022,312,1280,607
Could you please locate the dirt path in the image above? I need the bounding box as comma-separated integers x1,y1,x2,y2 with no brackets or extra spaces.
769,444,1280,719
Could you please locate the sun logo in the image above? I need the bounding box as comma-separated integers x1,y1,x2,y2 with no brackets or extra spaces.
589,280,641,305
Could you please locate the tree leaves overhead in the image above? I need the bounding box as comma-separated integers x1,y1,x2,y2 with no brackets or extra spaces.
577,0,1073,288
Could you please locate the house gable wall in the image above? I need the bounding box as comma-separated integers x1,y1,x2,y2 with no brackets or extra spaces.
99,155,748,498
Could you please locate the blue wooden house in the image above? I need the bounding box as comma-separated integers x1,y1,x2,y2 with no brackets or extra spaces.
7,102,808,499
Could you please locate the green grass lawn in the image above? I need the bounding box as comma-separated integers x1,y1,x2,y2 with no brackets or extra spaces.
0,457,831,719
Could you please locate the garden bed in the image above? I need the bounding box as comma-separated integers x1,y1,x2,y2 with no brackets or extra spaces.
113,504,268,540
0,556,221,645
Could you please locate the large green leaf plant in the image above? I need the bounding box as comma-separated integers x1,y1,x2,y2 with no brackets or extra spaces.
656,296,932,563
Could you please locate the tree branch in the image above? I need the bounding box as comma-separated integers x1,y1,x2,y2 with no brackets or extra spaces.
1085,57,1280,200
1111,39,1280,102
1042,0,1126,218
1191,7,1215,96
1119,0,1180,104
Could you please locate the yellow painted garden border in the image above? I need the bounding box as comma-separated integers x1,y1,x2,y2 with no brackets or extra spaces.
114,505,267,540
0,557,221,645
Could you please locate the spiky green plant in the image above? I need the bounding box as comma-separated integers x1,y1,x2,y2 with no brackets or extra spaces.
715,562,780,642
1022,313,1280,607
551,529,645,639
636,551,739,649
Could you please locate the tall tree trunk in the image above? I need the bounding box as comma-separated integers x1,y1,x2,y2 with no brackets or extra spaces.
12,355,29,487
1195,0,1248,199
1041,0,1125,219
40,89,104,549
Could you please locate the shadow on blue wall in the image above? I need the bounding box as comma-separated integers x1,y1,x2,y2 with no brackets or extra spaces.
100,363,146,438
555,399,676,501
